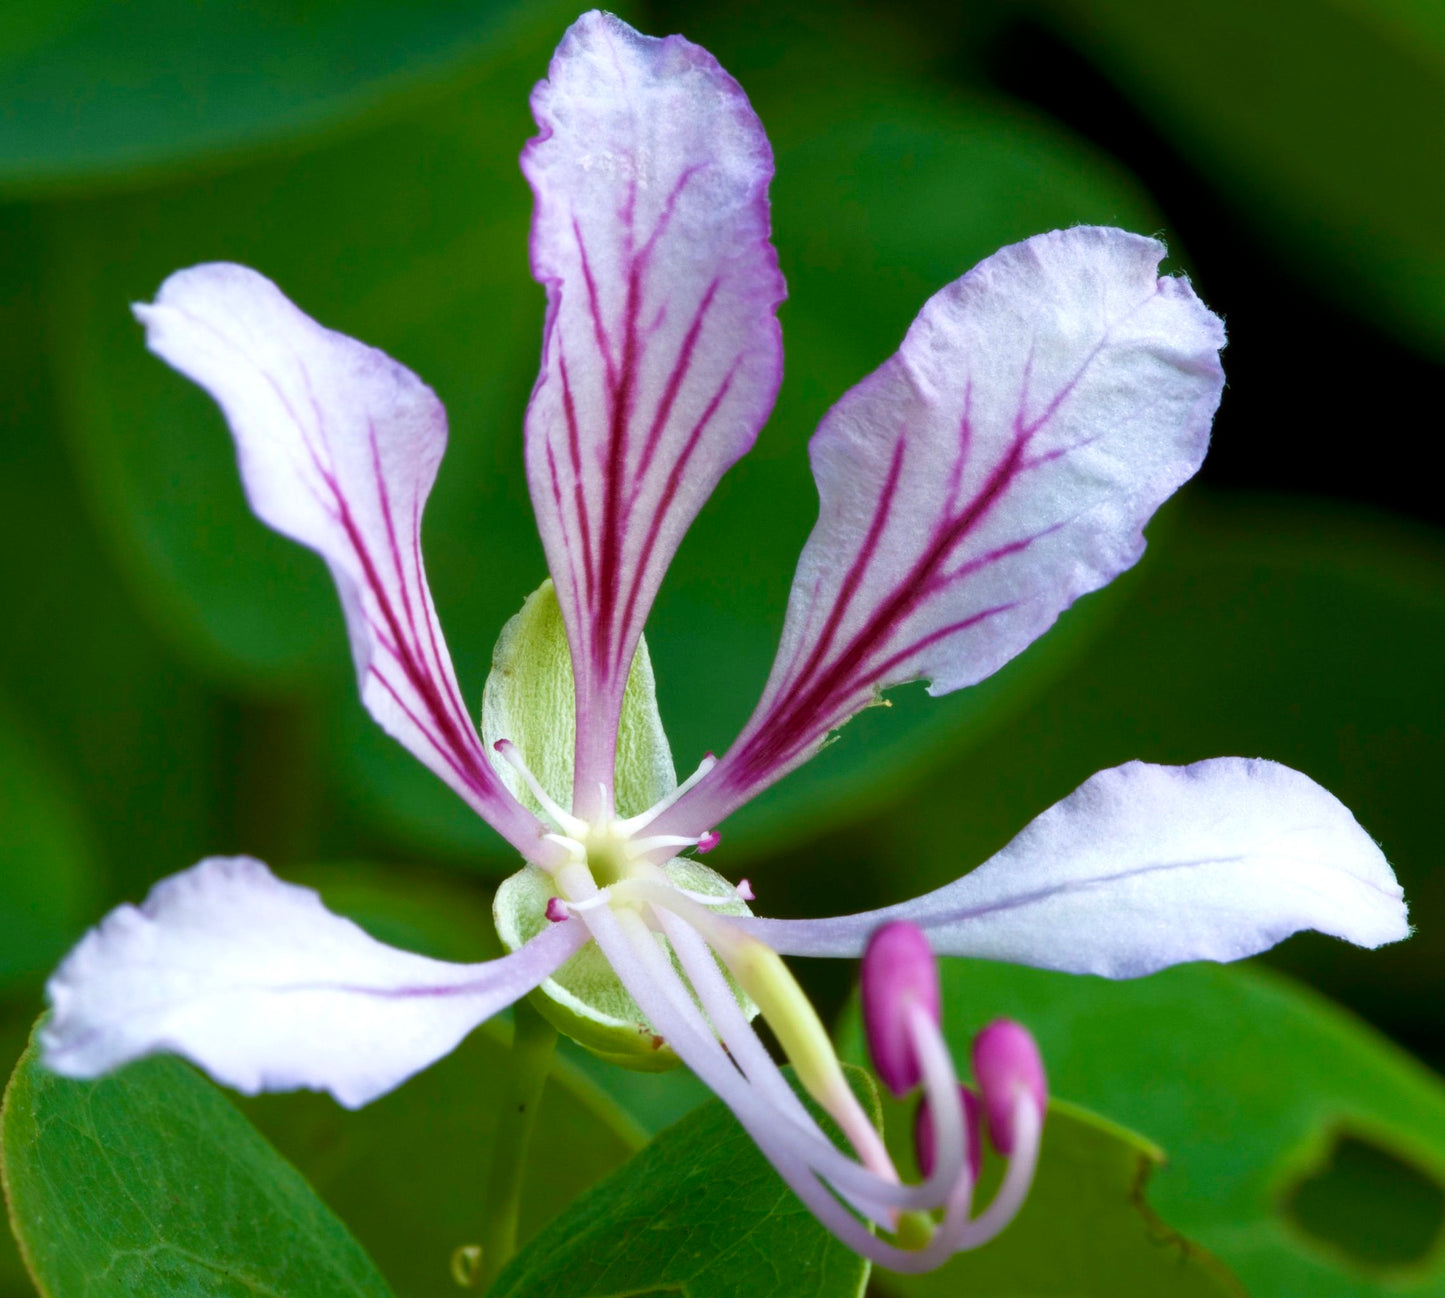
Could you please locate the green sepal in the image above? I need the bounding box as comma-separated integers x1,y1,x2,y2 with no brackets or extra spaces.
494,858,756,1072
482,577,676,817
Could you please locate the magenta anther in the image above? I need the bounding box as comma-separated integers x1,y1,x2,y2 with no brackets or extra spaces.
860,921,941,1097
971,1019,1047,1155
914,1085,982,1182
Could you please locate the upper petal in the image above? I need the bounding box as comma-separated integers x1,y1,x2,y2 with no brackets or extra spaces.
738,759,1408,977
42,857,587,1107
136,266,550,862
522,11,785,805
671,228,1223,826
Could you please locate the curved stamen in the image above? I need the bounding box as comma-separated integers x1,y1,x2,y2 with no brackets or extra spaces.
613,751,718,837
657,908,898,1227
586,903,902,1223
617,880,970,1214
627,833,709,857
492,739,588,838
947,1096,1042,1250
613,878,890,1178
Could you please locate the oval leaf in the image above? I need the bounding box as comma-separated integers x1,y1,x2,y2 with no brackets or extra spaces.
1,1017,395,1297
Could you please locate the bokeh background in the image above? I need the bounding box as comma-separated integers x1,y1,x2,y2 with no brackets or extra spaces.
0,1,1441,1295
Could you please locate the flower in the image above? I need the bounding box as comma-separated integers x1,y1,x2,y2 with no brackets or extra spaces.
40,9,1408,1273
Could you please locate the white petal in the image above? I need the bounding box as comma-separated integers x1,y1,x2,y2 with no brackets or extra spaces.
740,759,1408,977
522,11,784,801
672,228,1224,826
42,857,587,1107
136,266,549,861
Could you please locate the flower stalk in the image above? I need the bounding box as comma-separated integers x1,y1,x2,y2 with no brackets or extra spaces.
478,997,558,1290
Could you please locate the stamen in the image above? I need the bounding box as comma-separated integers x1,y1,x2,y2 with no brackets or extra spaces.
558,888,613,915
627,833,707,857
915,1086,983,1182
542,832,587,863
735,878,755,901
861,922,941,1097
492,740,587,837
972,1020,1047,1156
671,885,748,909
696,829,721,854
613,751,718,836
544,897,569,923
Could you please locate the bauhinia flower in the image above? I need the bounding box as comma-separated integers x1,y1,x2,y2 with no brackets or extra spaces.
40,9,1408,1273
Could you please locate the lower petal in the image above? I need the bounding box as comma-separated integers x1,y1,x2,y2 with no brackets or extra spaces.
739,758,1408,977
42,857,587,1107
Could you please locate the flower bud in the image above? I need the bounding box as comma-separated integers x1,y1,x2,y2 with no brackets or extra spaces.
971,1019,1047,1155
860,922,940,1096
914,1085,983,1182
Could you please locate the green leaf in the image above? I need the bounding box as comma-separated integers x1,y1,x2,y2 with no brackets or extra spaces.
0,0,579,194
886,1100,1242,1297
491,1065,879,1298
482,578,677,819
1040,0,1445,357
240,1024,642,1298
859,959,1445,1295
1,1018,395,1297
0,702,97,986
836,1004,1239,1295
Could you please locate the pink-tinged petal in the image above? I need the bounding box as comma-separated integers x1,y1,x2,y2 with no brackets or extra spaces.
522,11,784,804
669,228,1223,826
136,266,551,862
41,857,587,1108
738,759,1409,977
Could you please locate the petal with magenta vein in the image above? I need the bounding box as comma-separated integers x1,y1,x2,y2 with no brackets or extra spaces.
522,11,784,804
674,227,1223,825
736,759,1409,978
42,857,588,1107
135,265,549,861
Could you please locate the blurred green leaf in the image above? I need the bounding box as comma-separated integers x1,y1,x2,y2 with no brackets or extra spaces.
0,0,579,195
557,1038,716,1137
44,45,549,694
861,1094,1242,1298
1,1018,394,1297
847,959,1445,1295
0,703,98,986
491,1065,878,1298
0,202,215,903
241,1026,641,1298
1038,0,1445,357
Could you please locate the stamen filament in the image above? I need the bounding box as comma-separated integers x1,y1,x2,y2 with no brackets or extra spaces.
616,879,896,1191
613,752,718,837
492,740,588,837
627,833,707,856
